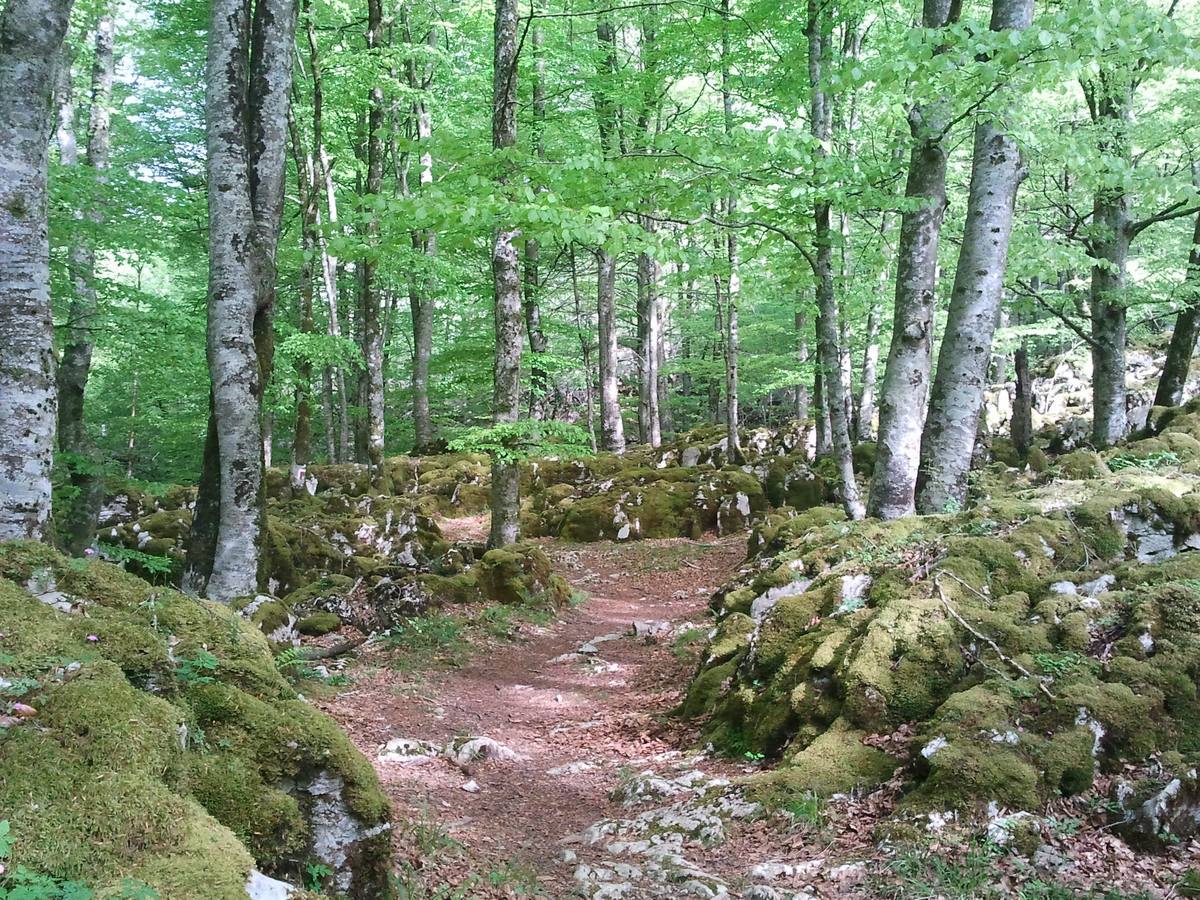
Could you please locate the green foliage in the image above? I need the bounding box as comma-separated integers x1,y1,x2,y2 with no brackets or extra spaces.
448,420,592,463
97,544,173,577
1108,450,1181,471
174,649,219,686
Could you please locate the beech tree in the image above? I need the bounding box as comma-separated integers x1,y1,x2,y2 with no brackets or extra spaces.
186,0,296,601
0,0,75,541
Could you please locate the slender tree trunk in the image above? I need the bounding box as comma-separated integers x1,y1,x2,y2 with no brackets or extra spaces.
523,7,550,420
916,0,1032,513
795,309,810,420
814,363,832,454
719,0,744,464
857,301,881,442
359,0,388,488
187,0,296,601
867,0,959,520
405,13,438,452
0,0,74,541
808,0,863,519
570,246,598,451
53,13,112,554
489,0,522,547
656,287,673,438
637,247,662,446
596,250,626,452
1012,343,1032,455
288,111,317,489
1153,194,1200,408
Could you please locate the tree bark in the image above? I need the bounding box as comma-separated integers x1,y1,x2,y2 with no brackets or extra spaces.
1012,342,1032,456
637,247,662,446
570,246,598,451
405,11,438,451
53,11,113,554
288,109,317,489
596,249,626,452
523,7,550,420
489,0,522,548
808,0,863,519
867,0,959,520
1153,195,1200,408
795,309,810,421
916,0,1032,514
857,300,881,442
0,0,75,541
188,0,296,601
719,0,743,464
359,0,388,488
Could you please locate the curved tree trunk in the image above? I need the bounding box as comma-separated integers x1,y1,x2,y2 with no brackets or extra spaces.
915,0,1032,514
1153,203,1200,408
867,0,959,520
0,0,75,541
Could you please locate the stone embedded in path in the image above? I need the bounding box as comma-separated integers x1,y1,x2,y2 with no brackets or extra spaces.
377,737,440,765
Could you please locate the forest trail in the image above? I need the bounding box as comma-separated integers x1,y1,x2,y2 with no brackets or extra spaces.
319,532,761,897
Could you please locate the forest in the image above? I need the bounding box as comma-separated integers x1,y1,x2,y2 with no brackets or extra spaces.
2,0,1200,897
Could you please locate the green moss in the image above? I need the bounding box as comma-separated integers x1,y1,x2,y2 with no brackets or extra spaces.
764,718,896,795
681,658,736,718
706,614,754,665
187,754,306,861
297,611,341,636
1057,449,1110,480
475,542,570,607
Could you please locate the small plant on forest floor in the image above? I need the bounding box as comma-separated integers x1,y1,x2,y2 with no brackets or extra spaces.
304,862,332,892
671,627,708,658
1032,650,1085,677
1108,450,1180,471
877,840,1002,899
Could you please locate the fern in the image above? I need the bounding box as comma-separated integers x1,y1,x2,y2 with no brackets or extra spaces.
274,647,305,671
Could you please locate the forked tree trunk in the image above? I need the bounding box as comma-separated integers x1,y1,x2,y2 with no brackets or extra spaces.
916,0,1032,514
867,0,959,520
488,0,522,547
0,0,75,541
187,0,296,601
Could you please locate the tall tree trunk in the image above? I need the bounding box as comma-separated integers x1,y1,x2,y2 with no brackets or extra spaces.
288,110,317,489
637,247,662,446
1153,191,1200,408
489,0,522,547
808,0,863,519
54,11,113,554
916,0,1032,514
405,11,438,451
596,249,626,452
359,0,388,488
0,0,74,541
570,246,598,451
857,300,881,442
719,0,743,464
524,7,550,419
187,0,296,601
656,287,673,438
867,0,959,520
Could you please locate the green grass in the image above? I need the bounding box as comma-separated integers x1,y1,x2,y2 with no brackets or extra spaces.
670,626,708,658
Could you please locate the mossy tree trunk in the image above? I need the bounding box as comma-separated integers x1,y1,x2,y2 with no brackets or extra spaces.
915,0,1032,514
867,0,959,520
489,0,522,548
0,0,75,542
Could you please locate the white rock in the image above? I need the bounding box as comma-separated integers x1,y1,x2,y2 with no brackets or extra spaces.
921,736,948,759
245,869,295,899
461,779,481,793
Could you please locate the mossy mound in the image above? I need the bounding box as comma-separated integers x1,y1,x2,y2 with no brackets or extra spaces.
0,541,391,897
475,542,572,607
685,471,1200,816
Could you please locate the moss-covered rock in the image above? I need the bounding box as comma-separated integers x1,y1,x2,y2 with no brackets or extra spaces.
0,542,391,897
475,542,571,607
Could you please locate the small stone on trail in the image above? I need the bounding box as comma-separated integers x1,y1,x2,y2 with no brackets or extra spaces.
461,780,481,793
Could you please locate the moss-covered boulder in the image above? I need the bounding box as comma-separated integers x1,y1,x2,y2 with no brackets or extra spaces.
0,542,391,897
475,542,571,607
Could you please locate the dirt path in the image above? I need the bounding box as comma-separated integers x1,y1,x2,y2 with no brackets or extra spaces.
318,534,752,896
